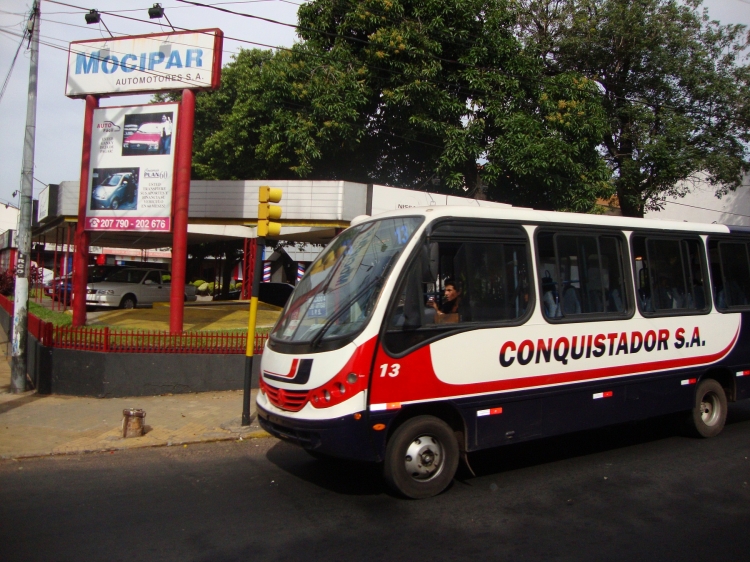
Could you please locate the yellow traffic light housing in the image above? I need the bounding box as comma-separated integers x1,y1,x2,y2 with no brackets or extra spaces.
259,186,282,203
257,185,282,237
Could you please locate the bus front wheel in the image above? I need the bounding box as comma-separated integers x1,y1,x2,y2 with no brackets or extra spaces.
384,415,459,499
689,379,727,438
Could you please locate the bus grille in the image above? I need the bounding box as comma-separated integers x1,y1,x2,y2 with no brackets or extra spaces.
262,380,309,412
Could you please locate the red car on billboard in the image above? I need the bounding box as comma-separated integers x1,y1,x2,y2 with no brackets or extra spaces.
122,122,165,153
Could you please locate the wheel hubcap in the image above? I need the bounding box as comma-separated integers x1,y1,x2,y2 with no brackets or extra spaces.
701,392,720,426
404,435,444,482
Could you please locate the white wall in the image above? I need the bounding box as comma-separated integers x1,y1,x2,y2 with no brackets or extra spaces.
0,204,19,234
645,175,750,226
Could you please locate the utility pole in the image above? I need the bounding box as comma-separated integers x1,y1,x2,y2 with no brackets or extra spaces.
11,1,40,394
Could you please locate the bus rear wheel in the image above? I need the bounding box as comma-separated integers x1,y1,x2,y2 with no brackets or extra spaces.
689,379,727,438
384,415,459,499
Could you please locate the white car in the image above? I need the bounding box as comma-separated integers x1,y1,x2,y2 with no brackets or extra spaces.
86,268,197,309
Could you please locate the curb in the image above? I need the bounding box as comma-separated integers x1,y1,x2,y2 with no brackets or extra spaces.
0,429,274,461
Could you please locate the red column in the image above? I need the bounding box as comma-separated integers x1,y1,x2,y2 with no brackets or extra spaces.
169,89,195,333
72,95,98,327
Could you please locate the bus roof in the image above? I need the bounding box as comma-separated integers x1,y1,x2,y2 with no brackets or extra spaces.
366,204,732,234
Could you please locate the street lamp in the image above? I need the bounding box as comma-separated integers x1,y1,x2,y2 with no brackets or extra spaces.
84,9,100,24
148,3,176,31
84,9,113,37
148,3,164,18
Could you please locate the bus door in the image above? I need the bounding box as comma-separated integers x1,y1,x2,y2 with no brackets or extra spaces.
372,221,537,449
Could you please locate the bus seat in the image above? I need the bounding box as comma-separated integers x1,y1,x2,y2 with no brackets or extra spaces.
562,286,581,315
424,307,436,324
543,290,561,318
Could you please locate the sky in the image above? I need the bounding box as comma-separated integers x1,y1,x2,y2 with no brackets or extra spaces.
0,0,749,209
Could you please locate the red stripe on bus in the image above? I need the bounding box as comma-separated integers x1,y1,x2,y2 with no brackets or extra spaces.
370,326,740,405
263,358,299,379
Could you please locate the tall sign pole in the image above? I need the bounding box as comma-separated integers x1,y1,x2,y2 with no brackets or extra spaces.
71,94,98,327
11,1,40,393
169,89,195,333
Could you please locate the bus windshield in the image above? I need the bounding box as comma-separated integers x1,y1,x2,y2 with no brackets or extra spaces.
272,217,424,345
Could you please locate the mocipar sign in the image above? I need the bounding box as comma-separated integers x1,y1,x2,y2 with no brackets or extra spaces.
65,29,223,98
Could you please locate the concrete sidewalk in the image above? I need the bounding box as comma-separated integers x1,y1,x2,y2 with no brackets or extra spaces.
0,343,271,460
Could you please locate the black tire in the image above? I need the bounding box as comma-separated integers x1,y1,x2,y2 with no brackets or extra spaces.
111,198,120,210
120,295,137,309
689,379,727,438
383,415,459,499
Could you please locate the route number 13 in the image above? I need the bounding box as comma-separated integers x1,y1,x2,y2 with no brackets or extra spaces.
379,363,401,377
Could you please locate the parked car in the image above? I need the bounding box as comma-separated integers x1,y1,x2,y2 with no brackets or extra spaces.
91,172,137,210
213,282,295,308
52,265,123,304
122,122,164,153
259,282,295,308
86,268,197,309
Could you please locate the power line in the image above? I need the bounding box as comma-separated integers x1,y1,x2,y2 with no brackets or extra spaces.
41,0,543,110
41,0,296,15
31,0,750,156
0,22,28,105
44,0,291,51
29,2,750,139
41,16,254,59
113,0,732,118
661,198,750,220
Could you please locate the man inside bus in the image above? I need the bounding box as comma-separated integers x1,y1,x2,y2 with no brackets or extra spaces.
428,279,462,323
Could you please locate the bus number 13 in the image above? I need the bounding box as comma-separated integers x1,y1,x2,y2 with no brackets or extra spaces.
379,363,401,377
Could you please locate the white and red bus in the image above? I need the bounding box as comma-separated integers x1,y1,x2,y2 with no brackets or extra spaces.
257,206,750,498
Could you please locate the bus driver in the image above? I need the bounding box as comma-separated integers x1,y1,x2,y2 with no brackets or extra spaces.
428,279,462,322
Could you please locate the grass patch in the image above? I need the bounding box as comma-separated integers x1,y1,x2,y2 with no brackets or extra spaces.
28,300,73,326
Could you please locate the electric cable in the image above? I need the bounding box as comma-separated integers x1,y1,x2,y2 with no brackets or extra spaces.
44,0,744,120
13,2,746,192
0,20,28,105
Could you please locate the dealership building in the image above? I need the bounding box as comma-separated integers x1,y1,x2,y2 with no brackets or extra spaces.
26,179,513,286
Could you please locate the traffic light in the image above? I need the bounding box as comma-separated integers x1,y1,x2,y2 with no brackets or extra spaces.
257,185,282,237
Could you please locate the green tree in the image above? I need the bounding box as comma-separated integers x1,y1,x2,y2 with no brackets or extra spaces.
516,0,750,216
189,0,613,212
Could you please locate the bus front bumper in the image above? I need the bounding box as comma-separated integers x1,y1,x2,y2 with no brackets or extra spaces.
257,404,380,462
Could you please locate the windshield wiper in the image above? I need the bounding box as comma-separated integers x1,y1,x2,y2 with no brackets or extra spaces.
309,274,384,348
309,253,399,348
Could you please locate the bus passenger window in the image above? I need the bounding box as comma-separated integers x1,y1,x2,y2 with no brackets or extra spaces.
385,231,532,354
710,240,750,309
633,235,709,315
537,231,628,320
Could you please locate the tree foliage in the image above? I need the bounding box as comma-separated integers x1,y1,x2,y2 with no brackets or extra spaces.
517,0,750,216
189,0,612,212
185,0,749,216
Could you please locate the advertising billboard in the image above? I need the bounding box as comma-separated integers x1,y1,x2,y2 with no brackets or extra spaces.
65,29,222,98
85,103,178,232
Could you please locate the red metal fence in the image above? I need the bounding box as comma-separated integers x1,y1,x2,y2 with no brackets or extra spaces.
48,326,268,354
0,294,268,355
0,293,12,315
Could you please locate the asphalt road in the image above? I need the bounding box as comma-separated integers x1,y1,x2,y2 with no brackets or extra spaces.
2,403,750,562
